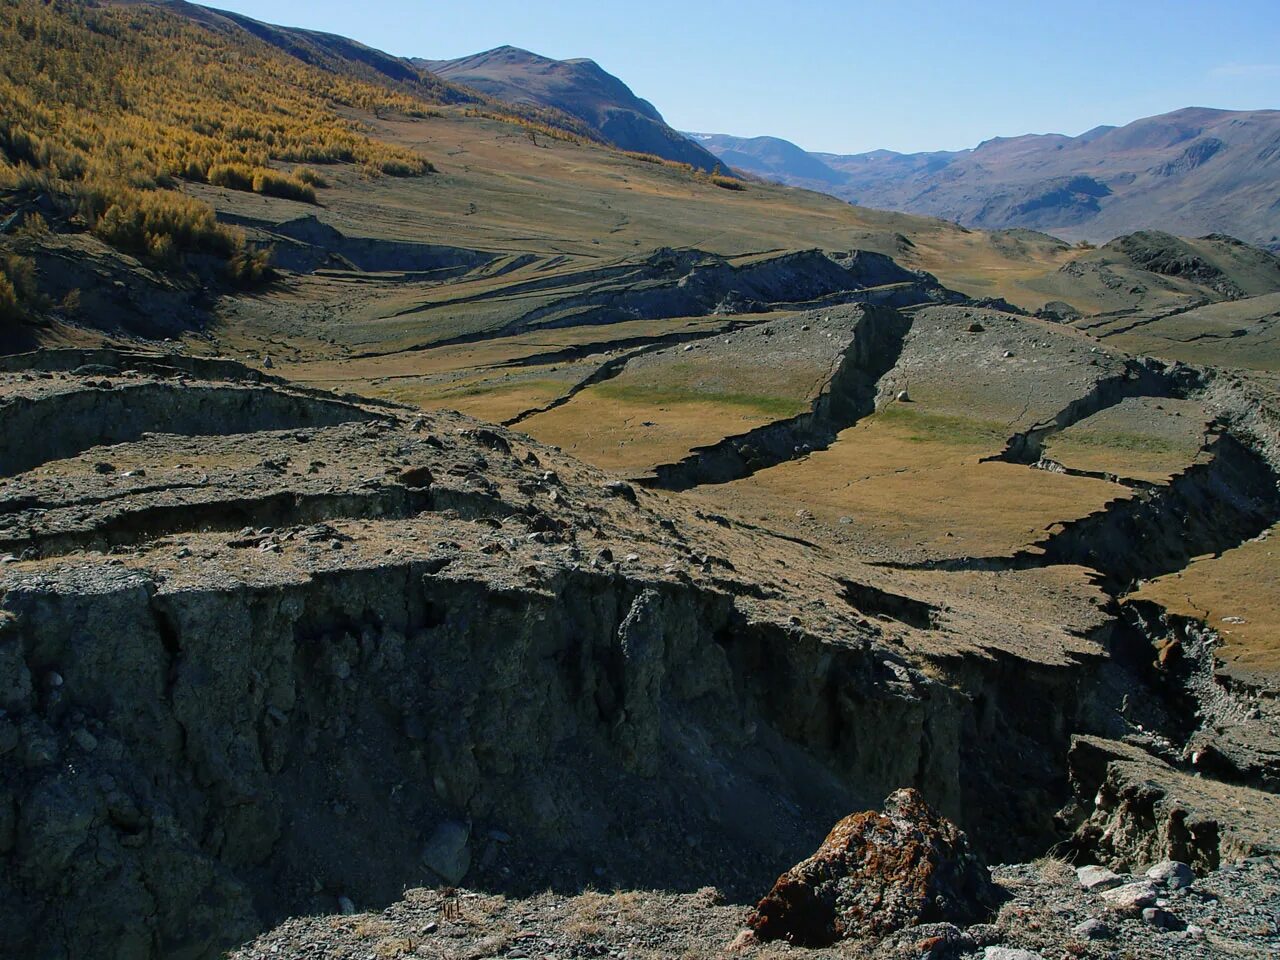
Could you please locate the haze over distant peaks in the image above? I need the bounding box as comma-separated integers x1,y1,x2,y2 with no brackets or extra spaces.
694,107,1280,247
418,46,724,172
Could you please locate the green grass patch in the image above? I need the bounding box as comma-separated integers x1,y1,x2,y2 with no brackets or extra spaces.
594,380,809,418
438,377,565,399
875,405,1009,447
1047,430,1189,456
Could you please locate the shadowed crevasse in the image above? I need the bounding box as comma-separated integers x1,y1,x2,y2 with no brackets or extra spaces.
641,306,913,490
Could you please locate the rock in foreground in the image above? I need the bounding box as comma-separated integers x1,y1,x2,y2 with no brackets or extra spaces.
747,788,1000,945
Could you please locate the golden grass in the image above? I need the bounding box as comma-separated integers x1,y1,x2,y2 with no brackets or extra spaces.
352,113,1085,311
521,390,783,471
701,412,1131,558
0,0,436,187
1132,522,1280,680
0,0,437,274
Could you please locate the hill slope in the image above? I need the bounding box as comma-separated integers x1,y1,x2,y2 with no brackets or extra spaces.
696,108,1280,247
421,46,724,171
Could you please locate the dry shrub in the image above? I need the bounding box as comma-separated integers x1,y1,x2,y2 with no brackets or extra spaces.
251,168,316,203
207,163,255,192
0,252,44,321
0,272,20,322
79,183,240,261
225,247,274,288
292,165,329,187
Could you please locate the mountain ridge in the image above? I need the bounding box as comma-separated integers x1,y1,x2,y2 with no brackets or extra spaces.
694,106,1280,248
420,45,724,172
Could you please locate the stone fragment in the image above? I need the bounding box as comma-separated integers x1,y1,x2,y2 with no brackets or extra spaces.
965,923,1001,946
70,728,98,753
1076,864,1123,891
1072,917,1112,940
1145,859,1194,889
422,820,471,885
0,718,18,755
1142,906,1180,929
903,922,972,956
747,788,999,945
984,949,1044,960
603,480,638,503
726,929,756,952
1099,880,1158,915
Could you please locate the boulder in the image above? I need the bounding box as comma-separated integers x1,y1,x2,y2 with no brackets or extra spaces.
1076,864,1123,891
747,788,999,946
1145,859,1194,889
1099,880,1158,915
422,821,471,885
1073,917,1113,940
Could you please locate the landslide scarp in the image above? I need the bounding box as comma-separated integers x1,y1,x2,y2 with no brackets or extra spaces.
2,350,1278,960
0,351,980,958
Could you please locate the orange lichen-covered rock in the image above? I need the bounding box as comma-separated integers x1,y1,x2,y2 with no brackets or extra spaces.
747,788,1000,946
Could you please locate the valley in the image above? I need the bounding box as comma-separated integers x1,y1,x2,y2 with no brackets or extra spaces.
1,2,1279,959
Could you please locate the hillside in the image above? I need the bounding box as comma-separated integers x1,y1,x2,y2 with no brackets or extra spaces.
422,46,724,171
695,107,1280,247
3,4,1280,960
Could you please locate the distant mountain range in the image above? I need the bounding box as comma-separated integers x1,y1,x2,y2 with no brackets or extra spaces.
416,46,723,172
691,108,1280,248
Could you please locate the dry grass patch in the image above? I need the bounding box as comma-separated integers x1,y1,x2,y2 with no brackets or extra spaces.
522,390,782,471
1131,522,1280,681
561,889,650,940
703,412,1132,560
1042,397,1208,482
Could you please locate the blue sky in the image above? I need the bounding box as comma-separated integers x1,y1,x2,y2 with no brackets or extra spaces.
210,0,1280,154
